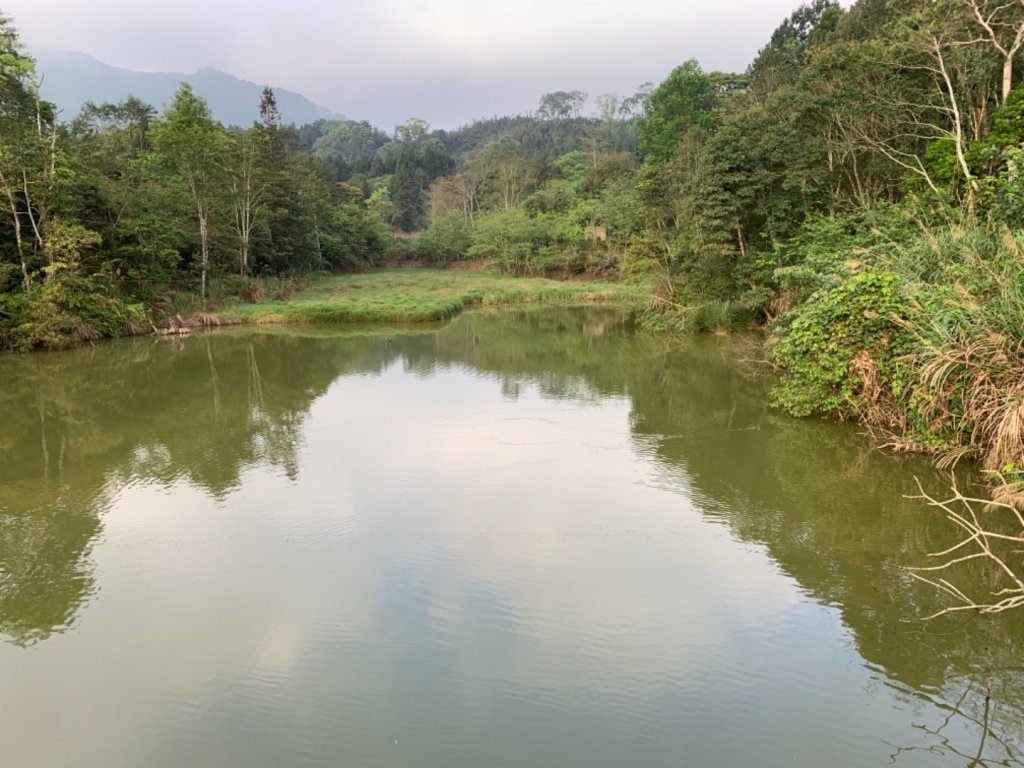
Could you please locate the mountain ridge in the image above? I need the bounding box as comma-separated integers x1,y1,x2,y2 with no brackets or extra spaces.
30,47,344,127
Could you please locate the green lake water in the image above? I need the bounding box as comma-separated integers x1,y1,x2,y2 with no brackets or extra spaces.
0,307,1021,766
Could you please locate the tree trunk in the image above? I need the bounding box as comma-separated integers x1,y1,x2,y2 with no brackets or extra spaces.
5,187,28,285
313,213,324,269
1003,55,1014,104
22,171,46,266
931,37,977,210
198,205,209,301
234,195,251,278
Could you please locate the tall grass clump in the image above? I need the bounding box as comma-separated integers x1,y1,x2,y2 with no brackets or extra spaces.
898,228,1024,479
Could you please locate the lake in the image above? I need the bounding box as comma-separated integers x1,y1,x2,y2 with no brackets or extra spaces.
1,307,1021,767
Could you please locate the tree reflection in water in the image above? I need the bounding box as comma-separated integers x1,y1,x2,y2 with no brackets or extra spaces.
889,673,1024,766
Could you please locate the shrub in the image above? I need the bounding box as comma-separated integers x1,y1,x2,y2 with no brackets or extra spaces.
770,270,914,422
416,212,472,262
13,267,138,349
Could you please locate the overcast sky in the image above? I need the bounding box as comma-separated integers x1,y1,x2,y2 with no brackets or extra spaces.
8,0,816,129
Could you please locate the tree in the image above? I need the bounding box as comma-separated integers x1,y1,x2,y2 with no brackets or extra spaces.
0,16,59,285
637,61,721,165
748,0,842,97
963,0,1024,104
473,138,537,211
228,127,268,278
218,88,281,278
390,148,426,231
73,96,155,159
867,3,1000,204
537,91,588,120
467,208,544,273
619,82,653,118
395,116,430,144
250,88,321,274
149,83,229,299
428,175,476,224
310,120,390,179
258,85,280,130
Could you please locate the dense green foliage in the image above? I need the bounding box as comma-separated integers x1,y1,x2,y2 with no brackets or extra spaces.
771,270,913,419
296,93,645,239
577,0,1024,486
0,19,389,350
0,5,651,352
4,0,1024,487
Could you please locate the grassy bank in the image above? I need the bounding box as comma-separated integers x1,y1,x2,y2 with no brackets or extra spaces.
216,269,643,325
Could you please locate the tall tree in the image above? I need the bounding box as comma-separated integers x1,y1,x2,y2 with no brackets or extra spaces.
637,61,721,165
964,0,1024,104
395,117,430,143
473,138,536,211
747,0,842,97
537,91,588,120
228,127,268,278
0,15,53,285
149,84,228,299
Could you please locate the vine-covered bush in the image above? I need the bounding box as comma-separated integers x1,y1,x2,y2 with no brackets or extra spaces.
770,270,913,422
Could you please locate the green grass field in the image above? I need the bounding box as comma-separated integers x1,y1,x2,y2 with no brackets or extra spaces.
217,269,642,325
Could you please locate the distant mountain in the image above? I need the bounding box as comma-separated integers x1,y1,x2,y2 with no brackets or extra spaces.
30,48,343,127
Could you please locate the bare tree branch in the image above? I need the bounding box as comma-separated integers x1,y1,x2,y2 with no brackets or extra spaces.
906,478,1024,618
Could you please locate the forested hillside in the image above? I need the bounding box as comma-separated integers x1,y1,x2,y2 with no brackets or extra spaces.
2,1,1023,492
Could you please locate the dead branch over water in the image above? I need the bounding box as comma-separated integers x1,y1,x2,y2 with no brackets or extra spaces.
907,479,1024,619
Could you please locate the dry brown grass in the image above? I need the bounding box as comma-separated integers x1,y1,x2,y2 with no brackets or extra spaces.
849,350,907,431
913,332,1024,474
253,313,286,325
124,318,150,337
191,312,226,328
240,278,267,303
70,321,100,344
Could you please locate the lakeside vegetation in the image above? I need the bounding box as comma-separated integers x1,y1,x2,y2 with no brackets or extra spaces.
2,0,1024,509
217,270,641,325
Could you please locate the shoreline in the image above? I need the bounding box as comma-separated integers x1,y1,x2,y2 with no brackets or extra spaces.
2,268,645,353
